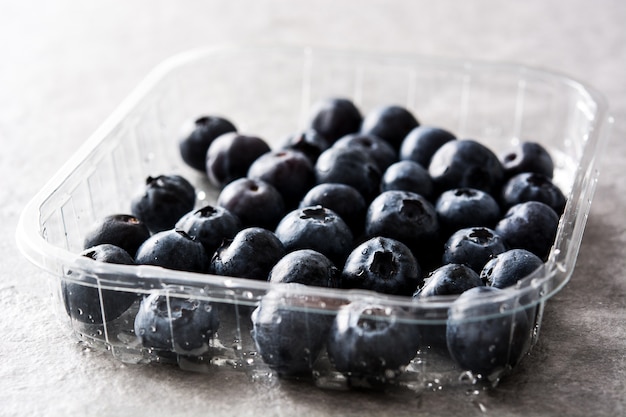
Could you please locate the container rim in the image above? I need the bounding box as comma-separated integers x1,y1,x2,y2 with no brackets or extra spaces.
15,43,613,316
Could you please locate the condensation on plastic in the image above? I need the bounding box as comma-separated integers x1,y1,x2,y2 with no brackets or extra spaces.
16,45,612,390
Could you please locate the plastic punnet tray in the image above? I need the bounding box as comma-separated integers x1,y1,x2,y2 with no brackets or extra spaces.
16,45,611,392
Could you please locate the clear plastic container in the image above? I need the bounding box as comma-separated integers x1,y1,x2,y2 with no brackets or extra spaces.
16,45,611,392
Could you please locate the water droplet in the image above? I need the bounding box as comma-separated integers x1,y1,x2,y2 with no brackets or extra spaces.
459,370,477,384
474,401,487,413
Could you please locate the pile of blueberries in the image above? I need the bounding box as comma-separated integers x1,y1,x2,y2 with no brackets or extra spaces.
64,97,567,385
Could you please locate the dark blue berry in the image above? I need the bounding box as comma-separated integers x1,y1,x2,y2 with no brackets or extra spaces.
280,129,330,164
435,188,501,239
364,191,439,265
268,249,338,288
247,149,316,208
251,285,335,376
446,286,530,378
299,183,367,237
429,139,504,195
499,141,554,179
178,115,237,172
380,160,434,199
307,97,362,143
481,248,544,289
135,229,210,273
411,263,484,351
175,205,242,256
205,132,271,188
495,201,559,260
134,293,220,357
211,227,286,280
333,133,398,173
442,227,507,273
341,237,421,296
130,175,196,234
414,263,484,298
399,125,456,168
82,214,150,256
315,146,382,202
360,104,419,150
501,172,566,214
216,177,285,230
274,205,353,267
326,301,420,385
62,244,137,324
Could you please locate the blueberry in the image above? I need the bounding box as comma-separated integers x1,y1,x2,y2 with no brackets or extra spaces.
333,133,398,173
399,125,456,168
299,183,367,237
495,201,559,260
380,160,434,199
307,97,363,143
480,249,544,289
63,244,138,324
268,249,338,288
501,172,566,214
216,178,286,230
280,129,330,164
414,263,484,298
341,237,421,296
429,139,504,195
134,293,220,357
274,205,353,267
251,284,335,376
499,141,554,179
411,263,484,350
82,214,150,256
178,115,237,172
442,227,507,273
211,227,286,280
435,188,501,239
315,146,382,202
205,132,271,188
364,191,439,267
175,205,242,256
326,301,420,385
135,229,210,273
360,104,419,150
446,286,530,378
247,149,316,209
130,175,196,234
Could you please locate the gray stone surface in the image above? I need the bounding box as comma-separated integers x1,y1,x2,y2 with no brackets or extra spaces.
1,1,624,416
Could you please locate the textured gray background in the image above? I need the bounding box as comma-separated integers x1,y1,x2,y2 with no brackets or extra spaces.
1,1,625,416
